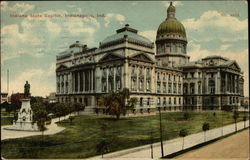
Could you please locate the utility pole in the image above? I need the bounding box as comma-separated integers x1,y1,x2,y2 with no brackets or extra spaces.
7,69,9,94
159,107,164,157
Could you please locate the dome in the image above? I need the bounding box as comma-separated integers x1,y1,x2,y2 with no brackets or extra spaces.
156,2,186,40
157,19,186,38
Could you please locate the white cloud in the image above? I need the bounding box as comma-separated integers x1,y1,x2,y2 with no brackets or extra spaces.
1,8,101,63
182,10,247,32
1,2,35,14
219,44,231,51
104,13,126,27
139,30,156,42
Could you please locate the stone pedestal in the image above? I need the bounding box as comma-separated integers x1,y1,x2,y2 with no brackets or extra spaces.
4,99,39,131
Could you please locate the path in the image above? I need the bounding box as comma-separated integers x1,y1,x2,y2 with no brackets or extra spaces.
175,129,249,159
1,114,71,141
89,120,249,159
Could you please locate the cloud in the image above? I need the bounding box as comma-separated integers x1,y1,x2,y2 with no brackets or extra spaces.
139,30,156,42
1,8,101,63
104,13,126,27
182,10,247,32
219,44,231,51
1,2,35,14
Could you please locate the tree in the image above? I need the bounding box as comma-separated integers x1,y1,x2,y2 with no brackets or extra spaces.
128,97,138,114
73,103,85,116
52,103,65,122
31,102,48,144
233,111,239,131
69,116,75,124
96,140,109,158
202,122,210,142
99,88,131,120
179,129,188,150
183,112,190,120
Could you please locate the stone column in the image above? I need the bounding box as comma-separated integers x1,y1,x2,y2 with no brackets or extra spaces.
92,69,94,92
144,67,147,92
206,73,209,94
106,68,109,93
58,75,61,94
64,74,67,94
215,72,218,94
82,70,84,92
114,67,116,91
136,67,139,92
78,71,80,93
225,73,228,92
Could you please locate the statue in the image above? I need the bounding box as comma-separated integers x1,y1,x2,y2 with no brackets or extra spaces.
24,81,30,97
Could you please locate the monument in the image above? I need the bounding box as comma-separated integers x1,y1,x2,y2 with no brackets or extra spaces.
5,81,39,131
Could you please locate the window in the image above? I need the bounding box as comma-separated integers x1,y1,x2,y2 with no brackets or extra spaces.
157,82,161,93
209,80,215,94
169,97,171,104
190,83,195,94
163,82,167,93
191,72,195,78
146,80,150,91
147,98,150,106
179,98,181,105
183,83,188,94
174,98,176,105
168,83,172,93
173,83,177,93
198,81,201,94
163,98,166,106
157,97,161,106
139,79,144,90
131,78,136,91
140,98,143,106
178,83,181,94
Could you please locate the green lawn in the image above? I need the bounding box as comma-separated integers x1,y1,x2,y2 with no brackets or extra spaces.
1,117,14,126
1,111,248,158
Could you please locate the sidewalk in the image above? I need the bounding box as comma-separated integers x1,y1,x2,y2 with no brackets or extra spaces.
89,120,249,159
1,114,71,141
175,129,249,159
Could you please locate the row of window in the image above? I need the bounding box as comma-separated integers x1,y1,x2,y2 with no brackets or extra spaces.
137,97,182,106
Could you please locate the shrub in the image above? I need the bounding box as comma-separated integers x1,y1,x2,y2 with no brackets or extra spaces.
183,112,190,120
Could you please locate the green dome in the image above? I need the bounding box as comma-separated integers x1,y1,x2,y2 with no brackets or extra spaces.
157,18,186,39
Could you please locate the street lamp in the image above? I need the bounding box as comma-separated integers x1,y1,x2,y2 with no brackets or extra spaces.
158,107,164,157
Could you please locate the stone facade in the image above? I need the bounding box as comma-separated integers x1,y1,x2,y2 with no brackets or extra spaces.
55,3,244,111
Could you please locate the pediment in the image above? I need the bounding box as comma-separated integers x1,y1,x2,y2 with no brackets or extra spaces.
56,65,68,71
229,62,240,71
99,53,124,62
130,53,154,63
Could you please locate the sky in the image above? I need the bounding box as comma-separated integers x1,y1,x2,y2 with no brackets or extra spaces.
1,1,248,97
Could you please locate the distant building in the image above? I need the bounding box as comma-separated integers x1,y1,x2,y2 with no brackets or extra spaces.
55,3,244,111
0,93,8,104
11,93,30,104
46,92,57,103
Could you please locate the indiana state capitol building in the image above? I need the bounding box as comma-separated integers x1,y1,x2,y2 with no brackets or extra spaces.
56,3,244,112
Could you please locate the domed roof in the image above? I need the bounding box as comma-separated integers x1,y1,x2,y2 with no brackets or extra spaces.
156,2,186,40
157,19,186,38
